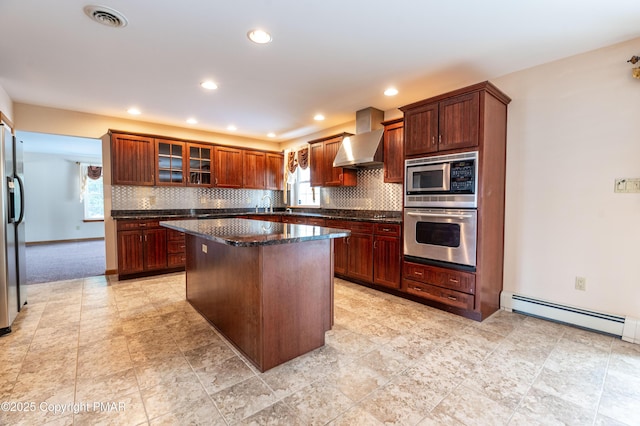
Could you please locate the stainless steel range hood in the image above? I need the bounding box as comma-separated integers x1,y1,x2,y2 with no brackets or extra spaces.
333,107,384,168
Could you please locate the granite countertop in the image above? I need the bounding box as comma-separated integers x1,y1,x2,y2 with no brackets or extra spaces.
112,208,402,224
160,218,351,247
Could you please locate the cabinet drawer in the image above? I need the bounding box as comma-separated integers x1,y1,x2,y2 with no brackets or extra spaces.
374,223,400,236
168,254,186,267
403,261,475,294
348,221,374,234
403,279,474,311
167,241,186,254
306,218,326,226
117,220,160,231
167,229,185,241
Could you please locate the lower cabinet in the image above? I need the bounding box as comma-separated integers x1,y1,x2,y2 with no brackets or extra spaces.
402,261,476,311
116,220,184,279
373,224,402,289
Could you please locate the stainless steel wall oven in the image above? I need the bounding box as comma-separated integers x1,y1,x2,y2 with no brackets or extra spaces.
404,151,479,269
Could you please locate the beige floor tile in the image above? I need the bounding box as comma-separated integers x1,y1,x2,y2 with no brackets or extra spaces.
512,386,595,425
148,392,225,425
431,384,514,425
327,404,384,426
283,379,353,425
134,352,194,390
196,356,256,395
140,371,209,420
359,378,438,425
328,361,389,402
73,391,148,426
239,400,305,426
211,376,276,423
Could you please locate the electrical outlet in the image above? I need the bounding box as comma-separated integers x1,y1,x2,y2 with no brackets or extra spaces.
575,276,586,291
614,178,640,193
201,244,208,254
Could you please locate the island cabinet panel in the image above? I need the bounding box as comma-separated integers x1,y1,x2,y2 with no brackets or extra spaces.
166,229,186,267
185,235,333,372
242,150,266,189
265,153,284,190
213,146,243,188
382,119,404,183
326,220,375,283
111,133,156,186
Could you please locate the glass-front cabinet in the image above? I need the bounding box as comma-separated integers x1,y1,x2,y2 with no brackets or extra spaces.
156,140,185,186
186,143,213,187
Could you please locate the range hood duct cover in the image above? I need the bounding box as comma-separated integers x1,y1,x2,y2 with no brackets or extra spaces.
333,107,385,168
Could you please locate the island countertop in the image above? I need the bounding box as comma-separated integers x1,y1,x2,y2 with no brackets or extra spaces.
160,218,350,247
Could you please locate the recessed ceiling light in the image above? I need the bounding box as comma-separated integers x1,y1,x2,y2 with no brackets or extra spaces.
200,80,218,90
227,125,237,131
247,29,272,44
267,132,276,138
186,118,197,124
314,114,325,121
384,87,399,96
127,107,141,115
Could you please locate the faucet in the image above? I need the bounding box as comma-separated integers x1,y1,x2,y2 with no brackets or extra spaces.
261,194,273,213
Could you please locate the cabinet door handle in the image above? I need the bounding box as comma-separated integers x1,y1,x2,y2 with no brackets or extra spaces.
346,237,350,245
449,278,459,283
438,134,442,144
431,136,435,146
447,295,457,301
382,228,391,232
413,271,423,276
373,241,377,249
144,235,148,242
139,235,142,242
412,286,422,292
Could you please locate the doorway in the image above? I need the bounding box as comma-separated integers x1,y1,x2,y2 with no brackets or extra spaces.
17,131,105,284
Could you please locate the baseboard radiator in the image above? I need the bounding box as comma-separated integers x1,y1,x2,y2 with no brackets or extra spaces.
500,292,626,337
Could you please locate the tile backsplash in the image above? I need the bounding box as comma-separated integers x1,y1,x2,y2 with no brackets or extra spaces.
111,186,284,210
320,168,403,211
112,169,402,212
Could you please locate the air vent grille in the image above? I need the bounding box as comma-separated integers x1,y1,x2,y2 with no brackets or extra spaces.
84,5,128,28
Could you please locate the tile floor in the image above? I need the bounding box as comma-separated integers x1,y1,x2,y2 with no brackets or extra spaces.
1,273,639,425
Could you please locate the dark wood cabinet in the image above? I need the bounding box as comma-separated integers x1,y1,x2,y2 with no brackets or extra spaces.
347,232,374,282
242,150,266,189
333,235,348,276
156,139,185,186
382,119,404,183
265,153,284,190
309,143,325,187
186,143,213,187
309,133,356,187
402,91,480,157
214,146,243,188
400,81,511,321
116,220,168,278
373,224,401,289
167,229,186,267
111,133,155,186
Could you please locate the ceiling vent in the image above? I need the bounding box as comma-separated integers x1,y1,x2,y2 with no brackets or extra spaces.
84,5,128,28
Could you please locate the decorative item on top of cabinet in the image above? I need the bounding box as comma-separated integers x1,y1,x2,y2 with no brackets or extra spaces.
401,81,510,157
308,133,356,187
156,139,185,186
243,150,266,189
110,132,155,186
265,153,284,190
213,146,243,188
186,143,213,187
381,118,404,183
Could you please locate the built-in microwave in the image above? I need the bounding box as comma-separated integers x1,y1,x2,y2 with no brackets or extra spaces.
405,151,478,208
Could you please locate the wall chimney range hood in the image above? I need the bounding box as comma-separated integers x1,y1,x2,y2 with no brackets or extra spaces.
333,107,384,168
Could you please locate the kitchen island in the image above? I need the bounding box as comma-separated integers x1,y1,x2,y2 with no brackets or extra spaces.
160,218,349,372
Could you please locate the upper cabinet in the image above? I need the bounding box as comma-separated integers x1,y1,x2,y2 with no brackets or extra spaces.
186,143,213,187
111,133,156,186
265,153,284,191
213,146,243,188
382,119,404,184
309,133,356,187
400,82,510,157
242,150,266,189
156,139,185,186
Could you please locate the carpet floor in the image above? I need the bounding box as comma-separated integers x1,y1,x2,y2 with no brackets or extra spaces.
25,239,106,284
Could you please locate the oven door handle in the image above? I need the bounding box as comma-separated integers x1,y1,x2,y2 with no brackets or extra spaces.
407,212,474,220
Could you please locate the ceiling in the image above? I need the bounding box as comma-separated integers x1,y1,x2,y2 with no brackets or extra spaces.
1,1,639,142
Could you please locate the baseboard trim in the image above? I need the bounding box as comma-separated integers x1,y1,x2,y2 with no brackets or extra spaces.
27,237,105,246
105,269,118,276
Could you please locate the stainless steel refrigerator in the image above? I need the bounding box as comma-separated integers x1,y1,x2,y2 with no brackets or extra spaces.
0,120,26,336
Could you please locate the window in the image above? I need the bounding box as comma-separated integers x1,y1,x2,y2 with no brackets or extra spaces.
291,166,319,207
82,170,104,220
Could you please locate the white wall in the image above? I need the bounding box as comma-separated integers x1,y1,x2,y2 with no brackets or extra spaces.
23,151,104,243
494,37,640,319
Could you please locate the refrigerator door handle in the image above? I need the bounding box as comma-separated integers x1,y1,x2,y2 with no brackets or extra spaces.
15,175,25,224
7,176,16,223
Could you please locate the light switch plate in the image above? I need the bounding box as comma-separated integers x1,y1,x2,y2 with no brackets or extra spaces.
614,178,640,193
202,244,208,253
